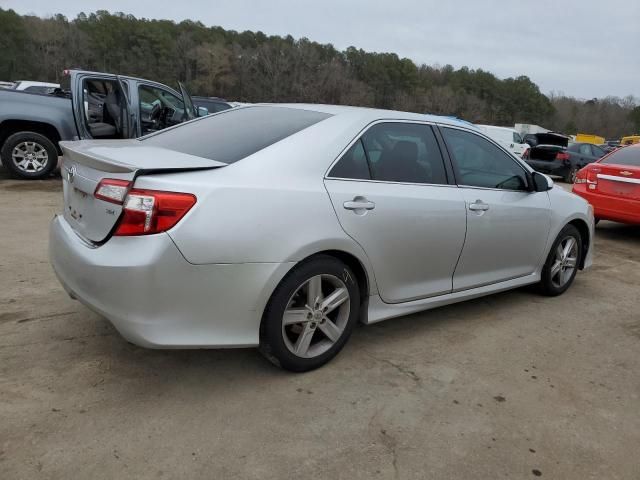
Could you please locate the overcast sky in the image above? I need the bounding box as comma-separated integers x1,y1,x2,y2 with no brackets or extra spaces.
3,0,639,99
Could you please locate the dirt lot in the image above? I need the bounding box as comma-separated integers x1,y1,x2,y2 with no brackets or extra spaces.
1,171,639,479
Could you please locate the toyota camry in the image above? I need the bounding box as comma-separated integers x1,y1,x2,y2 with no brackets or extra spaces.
50,105,594,371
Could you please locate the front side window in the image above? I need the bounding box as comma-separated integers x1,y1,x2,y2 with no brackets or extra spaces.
138,85,185,135
442,127,529,191
513,131,523,144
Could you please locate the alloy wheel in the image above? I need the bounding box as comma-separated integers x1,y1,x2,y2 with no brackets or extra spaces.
550,236,578,288
12,141,49,173
281,274,351,358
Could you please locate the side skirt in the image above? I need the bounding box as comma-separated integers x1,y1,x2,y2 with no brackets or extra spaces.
364,273,540,325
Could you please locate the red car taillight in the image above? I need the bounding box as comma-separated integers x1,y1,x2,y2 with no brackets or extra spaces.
555,151,570,161
522,148,530,159
574,166,600,187
116,189,196,236
94,179,196,235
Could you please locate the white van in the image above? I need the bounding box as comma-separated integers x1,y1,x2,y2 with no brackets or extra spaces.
477,125,529,158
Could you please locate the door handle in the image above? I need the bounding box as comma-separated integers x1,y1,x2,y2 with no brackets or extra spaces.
468,200,489,212
343,197,375,211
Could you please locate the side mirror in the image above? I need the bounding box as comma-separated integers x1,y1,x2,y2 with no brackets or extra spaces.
532,171,553,192
197,106,209,117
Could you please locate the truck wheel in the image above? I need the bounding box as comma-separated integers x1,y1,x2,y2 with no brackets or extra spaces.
1,132,58,180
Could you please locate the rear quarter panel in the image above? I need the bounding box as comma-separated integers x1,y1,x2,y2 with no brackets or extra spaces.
134,113,379,293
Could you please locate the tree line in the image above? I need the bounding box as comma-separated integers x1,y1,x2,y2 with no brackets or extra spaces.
1,8,638,139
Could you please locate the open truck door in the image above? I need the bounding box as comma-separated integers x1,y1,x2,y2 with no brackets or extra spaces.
70,71,135,140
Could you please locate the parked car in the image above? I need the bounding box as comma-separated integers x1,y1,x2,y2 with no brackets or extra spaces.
0,81,15,89
191,96,233,116
12,80,60,94
49,105,594,371
620,135,640,146
477,124,529,157
0,70,198,180
575,133,605,145
573,143,640,225
524,134,605,183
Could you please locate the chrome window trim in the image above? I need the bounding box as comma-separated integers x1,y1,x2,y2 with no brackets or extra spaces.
597,173,640,185
325,177,460,188
324,119,451,186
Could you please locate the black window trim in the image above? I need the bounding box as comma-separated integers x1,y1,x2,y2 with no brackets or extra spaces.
436,124,534,193
325,119,456,187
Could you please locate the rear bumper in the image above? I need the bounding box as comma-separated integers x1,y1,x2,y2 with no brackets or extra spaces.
572,185,640,225
49,215,294,348
525,159,569,176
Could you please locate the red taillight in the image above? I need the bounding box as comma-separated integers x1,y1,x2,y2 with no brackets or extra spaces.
555,151,570,161
522,148,530,159
114,189,197,236
94,179,132,204
574,166,599,187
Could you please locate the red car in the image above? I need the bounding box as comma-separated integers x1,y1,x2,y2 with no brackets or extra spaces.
572,144,640,225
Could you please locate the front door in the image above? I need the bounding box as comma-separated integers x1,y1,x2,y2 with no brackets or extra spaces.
324,122,467,303
440,126,551,291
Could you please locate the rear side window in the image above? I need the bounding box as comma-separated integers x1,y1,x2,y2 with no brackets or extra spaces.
329,139,370,179
142,106,331,163
329,122,448,184
601,147,640,166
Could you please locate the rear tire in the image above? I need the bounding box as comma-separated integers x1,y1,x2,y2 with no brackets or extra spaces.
563,166,578,184
538,224,582,296
259,255,360,372
1,131,58,180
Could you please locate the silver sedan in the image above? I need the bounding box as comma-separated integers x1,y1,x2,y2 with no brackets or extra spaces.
50,105,594,371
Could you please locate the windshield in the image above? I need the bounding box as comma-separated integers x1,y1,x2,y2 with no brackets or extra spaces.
140,106,331,163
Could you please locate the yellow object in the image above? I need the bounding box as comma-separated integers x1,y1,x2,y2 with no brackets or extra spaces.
620,135,640,145
575,133,605,145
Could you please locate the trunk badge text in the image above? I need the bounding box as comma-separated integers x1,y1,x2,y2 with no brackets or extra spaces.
620,171,633,176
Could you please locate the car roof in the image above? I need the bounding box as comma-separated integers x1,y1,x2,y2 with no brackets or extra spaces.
260,103,479,129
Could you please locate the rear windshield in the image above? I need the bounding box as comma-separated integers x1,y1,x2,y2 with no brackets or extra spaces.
601,147,640,167
141,106,331,163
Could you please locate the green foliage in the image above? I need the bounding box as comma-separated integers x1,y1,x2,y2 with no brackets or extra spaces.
0,8,635,137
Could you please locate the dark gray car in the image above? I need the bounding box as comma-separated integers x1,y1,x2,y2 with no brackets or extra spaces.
524,133,606,183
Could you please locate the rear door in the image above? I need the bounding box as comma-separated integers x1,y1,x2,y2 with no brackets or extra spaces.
324,121,467,303
439,126,551,290
70,71,134,140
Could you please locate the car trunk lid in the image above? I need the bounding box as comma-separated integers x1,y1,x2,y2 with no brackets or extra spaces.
593,163,640,200
60,139,224,243
528,133,569,161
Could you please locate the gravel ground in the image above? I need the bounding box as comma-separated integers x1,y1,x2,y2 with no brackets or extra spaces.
1,172,639,479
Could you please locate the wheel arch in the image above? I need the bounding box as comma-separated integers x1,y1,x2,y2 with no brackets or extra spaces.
568,218,590,270
0,120,63,155
259,248,375,330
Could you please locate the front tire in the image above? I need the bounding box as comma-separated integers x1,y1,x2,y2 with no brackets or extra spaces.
1,131,58,180
538,224,582,296
259,255,360,372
